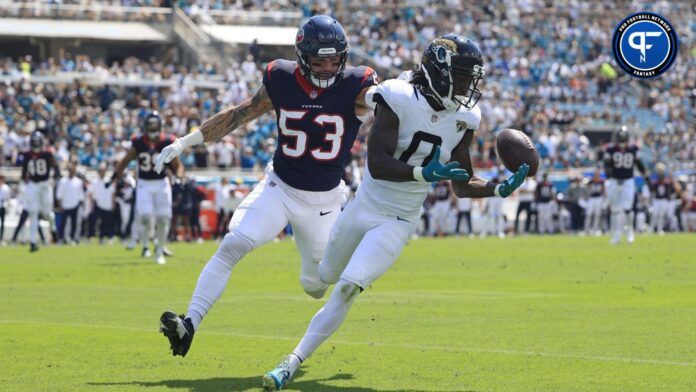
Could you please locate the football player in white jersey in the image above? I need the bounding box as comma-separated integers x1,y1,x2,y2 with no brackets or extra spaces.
262,35,530,391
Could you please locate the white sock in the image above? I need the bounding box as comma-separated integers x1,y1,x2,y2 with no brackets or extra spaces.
292,280,361,374
626,211,634,235
287,353,303,375
29,212,39,244
611,210,621,238
140,215,151,248
186,231,254,331
155,216,170,254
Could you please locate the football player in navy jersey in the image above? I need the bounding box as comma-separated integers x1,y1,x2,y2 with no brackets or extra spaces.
583,167,606,236
602,126,647,244
154,15,378,358
21,131,60,252
112,111,184,264
649,162,680,235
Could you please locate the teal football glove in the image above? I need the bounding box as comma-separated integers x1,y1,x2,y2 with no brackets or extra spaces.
418,146,470,182
496,164,530,198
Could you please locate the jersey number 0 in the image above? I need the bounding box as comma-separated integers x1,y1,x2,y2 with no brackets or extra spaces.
399,131,443,166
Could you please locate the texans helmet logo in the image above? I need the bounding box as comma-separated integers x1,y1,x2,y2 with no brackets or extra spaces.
296,28,304,44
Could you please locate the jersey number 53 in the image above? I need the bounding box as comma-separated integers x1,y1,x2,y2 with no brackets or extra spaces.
279,109,344,161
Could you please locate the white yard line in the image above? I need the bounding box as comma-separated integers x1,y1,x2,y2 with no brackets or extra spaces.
2,319,693,367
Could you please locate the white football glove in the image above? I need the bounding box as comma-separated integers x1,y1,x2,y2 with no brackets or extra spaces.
154,139,184,174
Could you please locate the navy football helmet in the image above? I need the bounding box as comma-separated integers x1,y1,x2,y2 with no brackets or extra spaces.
419,34,485,111
144,111,162,139
613,125,630,145
294,15,349,89
30,131,44,152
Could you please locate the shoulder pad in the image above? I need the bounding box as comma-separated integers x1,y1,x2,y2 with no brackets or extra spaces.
455,104,482,132
367,79,414,118
343,66,379,88
264,59,296,82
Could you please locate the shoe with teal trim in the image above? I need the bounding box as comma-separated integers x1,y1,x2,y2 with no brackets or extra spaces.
262,356,291,391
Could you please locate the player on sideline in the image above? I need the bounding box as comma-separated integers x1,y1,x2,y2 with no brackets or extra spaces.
112,111,184,264
649,163,679,235
262,35,529,390
583,167,605,236
602,126,647,244
154,15,378,357
21,131,60,252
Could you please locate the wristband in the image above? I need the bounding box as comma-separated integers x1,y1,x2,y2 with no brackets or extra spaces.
413,166,426,182
494,184,502,197
180,129,204,148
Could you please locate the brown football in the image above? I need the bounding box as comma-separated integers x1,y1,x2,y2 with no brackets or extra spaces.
495,129,539,177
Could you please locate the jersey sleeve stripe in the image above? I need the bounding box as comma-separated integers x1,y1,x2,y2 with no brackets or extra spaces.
361,67,376,86
266,60,277,81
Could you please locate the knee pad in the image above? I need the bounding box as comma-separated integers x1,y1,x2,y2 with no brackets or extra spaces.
155,215,169,227
213,231,255,271
332,279,362,304
300,275,329,299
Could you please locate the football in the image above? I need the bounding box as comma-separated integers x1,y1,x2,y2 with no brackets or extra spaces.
495,128,539,176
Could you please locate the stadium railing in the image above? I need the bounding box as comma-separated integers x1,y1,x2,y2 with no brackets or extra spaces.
172,6,227,66
202,9,302,27
0,73,227,90
0,2,172,23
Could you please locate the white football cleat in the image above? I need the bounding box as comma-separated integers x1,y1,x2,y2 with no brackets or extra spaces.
627,231,635,244
155,247,166,265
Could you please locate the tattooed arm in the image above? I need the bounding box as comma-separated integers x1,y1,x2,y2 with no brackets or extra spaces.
153,86,273,173
200,86,274,142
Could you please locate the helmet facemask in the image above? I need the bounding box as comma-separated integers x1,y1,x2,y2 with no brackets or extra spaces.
30,133,43,152
145,117,161,140
296,50,348,89
614,126,629,147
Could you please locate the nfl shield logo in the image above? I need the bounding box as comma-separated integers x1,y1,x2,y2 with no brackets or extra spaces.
310,89,318,99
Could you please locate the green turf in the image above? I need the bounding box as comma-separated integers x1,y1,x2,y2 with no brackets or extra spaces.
1,234,695,391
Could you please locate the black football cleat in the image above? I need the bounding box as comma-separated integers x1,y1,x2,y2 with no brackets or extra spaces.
159,311,195,357
29,243,39,252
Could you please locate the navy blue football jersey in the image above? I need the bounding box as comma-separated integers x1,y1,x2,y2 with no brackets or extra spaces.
433,183,451,201
263,59,378,191
588,179,604,197
536,181,555,203
132,134,175,180
652,178,675,199
21,150,55,183
603,144,639,180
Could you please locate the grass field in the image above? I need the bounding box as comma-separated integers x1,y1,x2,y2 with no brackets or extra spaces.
2,234,695,391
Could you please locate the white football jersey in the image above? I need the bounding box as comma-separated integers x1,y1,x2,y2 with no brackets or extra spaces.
360,78,482,218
